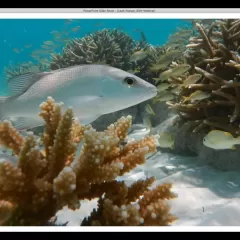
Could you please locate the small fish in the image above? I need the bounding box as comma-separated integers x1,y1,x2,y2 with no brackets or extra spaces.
142,115,152,132
40,58,49,64
52,31,62,38
130,50,147,62
13,48,20,53
50,30,58,34
44,41,54,45
182,90,210,103
145,104,155,116
203,130,240,150
72,26,80,32
159,69,173,80
0,65,157,130
157,83,170,92
149,64,166,72
152,91,174,103
65,19,73,24
158,132,174,149
24,44,32,48
157,50,182,65
30,54,40,60
152,77,165,84
182,74,202,88
170,64,191,77
41,45,52,49
171,86,182,95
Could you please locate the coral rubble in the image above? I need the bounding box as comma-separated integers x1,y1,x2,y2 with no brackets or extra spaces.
0,97,177,226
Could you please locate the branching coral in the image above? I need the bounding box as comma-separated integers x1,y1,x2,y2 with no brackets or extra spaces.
4,62,50,81
152,19,240,136
49,28,144,71
0,97,177,226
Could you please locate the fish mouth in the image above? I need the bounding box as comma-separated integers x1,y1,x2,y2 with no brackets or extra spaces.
139,89,157,103
148,88,158,98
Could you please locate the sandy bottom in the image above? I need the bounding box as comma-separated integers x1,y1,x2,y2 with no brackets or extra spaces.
55,126,240,226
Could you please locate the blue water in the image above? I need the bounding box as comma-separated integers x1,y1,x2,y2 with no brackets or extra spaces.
0,19,191,94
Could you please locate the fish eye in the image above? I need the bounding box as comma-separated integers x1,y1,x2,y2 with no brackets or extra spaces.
124,77,136,87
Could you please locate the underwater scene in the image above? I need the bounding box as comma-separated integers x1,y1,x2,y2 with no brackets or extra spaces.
0,18,239,227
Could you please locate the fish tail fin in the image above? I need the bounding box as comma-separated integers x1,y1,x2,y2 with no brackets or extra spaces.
0,96,9,121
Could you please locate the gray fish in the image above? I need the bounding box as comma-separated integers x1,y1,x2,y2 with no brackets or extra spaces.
0,64,157,130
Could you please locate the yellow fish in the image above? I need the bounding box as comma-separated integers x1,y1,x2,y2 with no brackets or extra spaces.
13,48,20,53
152,77,165,84
157,83,170,92
130,50,147,62
152,91,174,103
171,64,191,76
158,132,174,149
203,130,240,150
150,64,167,72
182,74,202,88
157,50,182,64
44,41,54,45
171,86,183,95
182,90,210,103
41,45,52,49
142,115,152,132
24,44,32,48
159,64,191,80
145,104,155,116
72,26,81,32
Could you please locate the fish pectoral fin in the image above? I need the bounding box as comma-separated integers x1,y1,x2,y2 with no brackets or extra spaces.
13,117,44,131
8,72,53,97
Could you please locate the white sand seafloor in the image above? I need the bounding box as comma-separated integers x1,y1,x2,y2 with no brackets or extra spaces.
54,126,240,226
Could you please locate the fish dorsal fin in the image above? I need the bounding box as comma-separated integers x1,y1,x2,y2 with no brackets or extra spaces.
7,72,53,96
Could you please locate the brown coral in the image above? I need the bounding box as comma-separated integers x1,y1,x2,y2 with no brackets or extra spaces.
155,19,240,136
0,97,177,226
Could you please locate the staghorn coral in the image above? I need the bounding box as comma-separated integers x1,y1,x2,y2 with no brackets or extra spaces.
0,97,177,226
152,19,240,136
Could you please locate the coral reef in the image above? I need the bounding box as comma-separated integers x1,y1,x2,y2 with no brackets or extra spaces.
4,62,50,81
49,28,169,86
49,28,146,71
152,19,240,137
0,97,177,226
